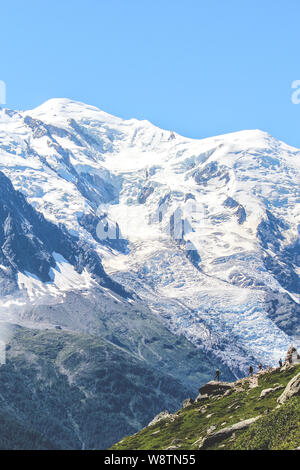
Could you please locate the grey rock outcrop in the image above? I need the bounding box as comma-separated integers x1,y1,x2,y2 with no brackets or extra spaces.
198,416,261,449
148,411,172,427
183,398,194,408
259,384,284,399
196,393,209,402
277,373,300,404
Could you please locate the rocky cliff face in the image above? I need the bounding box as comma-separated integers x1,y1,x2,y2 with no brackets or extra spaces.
0,170,127,297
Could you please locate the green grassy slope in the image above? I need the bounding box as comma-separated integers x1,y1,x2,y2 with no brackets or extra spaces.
110,364,300,450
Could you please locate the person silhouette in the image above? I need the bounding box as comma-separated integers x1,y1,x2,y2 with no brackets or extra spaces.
214,369,220,382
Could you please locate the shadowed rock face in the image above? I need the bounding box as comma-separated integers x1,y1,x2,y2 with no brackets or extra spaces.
223,197,239,209
236,205,246,224
192,161,230,186
257,210,300,295
0,171,129,297
197,380,234,400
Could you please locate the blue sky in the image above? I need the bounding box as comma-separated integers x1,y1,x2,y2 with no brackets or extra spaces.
1,0,300,147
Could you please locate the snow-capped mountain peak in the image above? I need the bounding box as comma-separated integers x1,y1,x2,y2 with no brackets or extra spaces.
0,99,299,374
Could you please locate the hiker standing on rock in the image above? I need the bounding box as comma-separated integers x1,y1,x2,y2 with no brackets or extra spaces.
249,365,253,377
258,363,263,371
279,359,283,368
214,369,220,382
